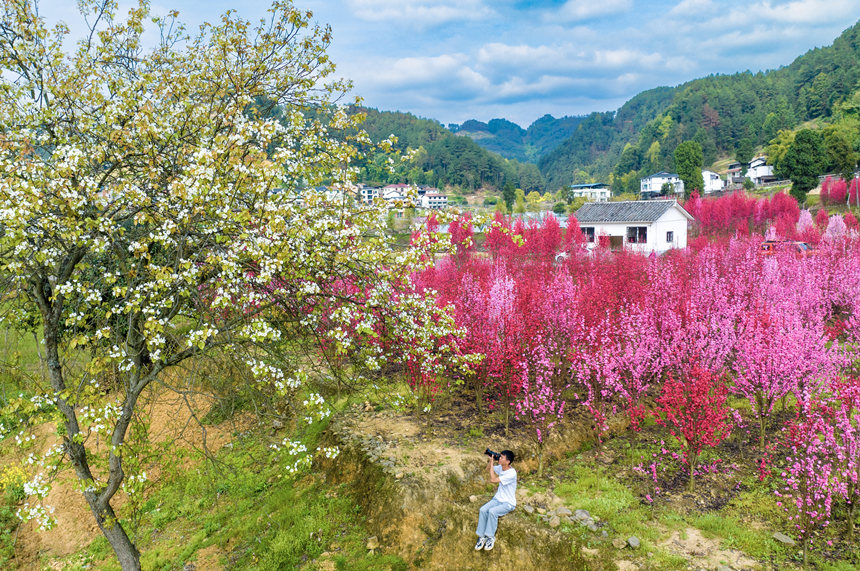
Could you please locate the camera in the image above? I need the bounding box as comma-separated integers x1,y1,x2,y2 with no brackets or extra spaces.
484,448,501,461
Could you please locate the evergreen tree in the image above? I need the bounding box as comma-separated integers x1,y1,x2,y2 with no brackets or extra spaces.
782,129,826,203
674,141,704,197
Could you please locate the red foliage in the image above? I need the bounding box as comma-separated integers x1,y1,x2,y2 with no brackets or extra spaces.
815,208,830,229
655,364,732,489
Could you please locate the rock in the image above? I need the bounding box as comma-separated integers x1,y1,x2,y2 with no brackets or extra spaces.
581,547,599,557
549,515,561,528
271,419,284,430
573,509,591,521
772,531,796,545
556,507,572,517
522,504,535,514
469,495,478,503
586,521,599,532
366,536,379,551
537,507,546,515
395,472,403,479
612,538,627,549
627,536,640,549
601,530,608,538
716,566,733,571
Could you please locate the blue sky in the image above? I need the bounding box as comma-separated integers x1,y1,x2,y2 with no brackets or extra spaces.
40,0,860,127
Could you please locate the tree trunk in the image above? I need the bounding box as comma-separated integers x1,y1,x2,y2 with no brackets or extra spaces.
94,503,141,571
537,443,544,477
688,451,697,493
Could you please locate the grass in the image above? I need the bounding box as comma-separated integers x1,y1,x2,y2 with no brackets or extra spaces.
46,416,408,570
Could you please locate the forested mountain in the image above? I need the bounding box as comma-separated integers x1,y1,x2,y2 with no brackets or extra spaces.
348,107,545,192
449,114,585,163
538,20,860,192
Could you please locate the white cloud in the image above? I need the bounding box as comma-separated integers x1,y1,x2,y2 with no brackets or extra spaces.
752,0,860,24
554,0,633,22
669,0,716,16
345,0,493,25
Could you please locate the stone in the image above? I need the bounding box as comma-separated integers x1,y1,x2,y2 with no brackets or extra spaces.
556,506,572,517
627,536,640,549
549,516,561,528
772,531,796,545
537,507,546,515
469,495,478,503
581,547,599,558
586,521,599,532
366,536,379,551
573,509,591,521
601,530,608,538
271,419,284,430
612,538,627,549
395,472,403,479
716,566,732,571
522,504,535,514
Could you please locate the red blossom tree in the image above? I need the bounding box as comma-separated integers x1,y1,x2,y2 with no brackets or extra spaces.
654,363,732,492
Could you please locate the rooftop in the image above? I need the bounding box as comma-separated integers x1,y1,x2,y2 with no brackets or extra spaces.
575,200,692,223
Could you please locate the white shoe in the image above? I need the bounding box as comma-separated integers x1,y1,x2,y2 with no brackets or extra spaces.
484,536,495,551
474,537,486,550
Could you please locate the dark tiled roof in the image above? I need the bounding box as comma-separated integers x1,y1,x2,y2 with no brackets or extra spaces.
575,200,689,223
567,183,609,189
642,171,678,179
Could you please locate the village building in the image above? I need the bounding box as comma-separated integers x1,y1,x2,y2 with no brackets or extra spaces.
746,157,776,186
640,172,684,199
566,182,611,202
359,185,380,203
575,200,693,255
702,170,724,194
421,193,448,209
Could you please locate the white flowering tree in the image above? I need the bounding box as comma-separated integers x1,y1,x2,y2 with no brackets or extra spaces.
0,1,466,569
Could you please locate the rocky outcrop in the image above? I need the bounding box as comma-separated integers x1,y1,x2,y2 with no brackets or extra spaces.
318,411,587,570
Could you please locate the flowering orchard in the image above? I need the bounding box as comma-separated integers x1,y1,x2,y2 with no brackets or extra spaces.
413,196,860,553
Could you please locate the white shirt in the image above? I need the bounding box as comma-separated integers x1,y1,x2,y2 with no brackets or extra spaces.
493,465,517,506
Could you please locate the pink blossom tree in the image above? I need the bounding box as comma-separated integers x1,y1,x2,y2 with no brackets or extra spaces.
654,363,733,492
514,341,567,476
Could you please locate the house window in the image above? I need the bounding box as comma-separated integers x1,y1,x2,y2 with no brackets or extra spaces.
582,227,595,243
626,226,647,244
666,231,674,243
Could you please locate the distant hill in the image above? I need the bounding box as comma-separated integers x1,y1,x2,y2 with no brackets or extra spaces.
537,20,860,191
450,114,586,163
348,107,545,193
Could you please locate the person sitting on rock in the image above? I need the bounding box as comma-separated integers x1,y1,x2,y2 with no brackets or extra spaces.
474,450,516,551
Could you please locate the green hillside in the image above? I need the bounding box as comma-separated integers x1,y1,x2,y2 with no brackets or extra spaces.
538,20,860,191
451,114,586,163
349,107,546,193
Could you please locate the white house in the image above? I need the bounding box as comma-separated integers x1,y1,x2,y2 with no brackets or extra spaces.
575,200,693,255
746,157,775,186
421,193,448,209
702,170,724,194
567,183,611,202
640,172,684,199
359,185,380,203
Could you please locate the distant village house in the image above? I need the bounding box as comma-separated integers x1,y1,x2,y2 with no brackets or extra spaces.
702,170,725,194
640,172,684,200
566,182,611,202
746,157,776,186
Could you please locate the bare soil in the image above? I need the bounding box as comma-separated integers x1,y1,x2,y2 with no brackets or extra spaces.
11,387,238,569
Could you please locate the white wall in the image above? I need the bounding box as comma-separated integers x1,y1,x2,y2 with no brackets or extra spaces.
580,206,689,254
